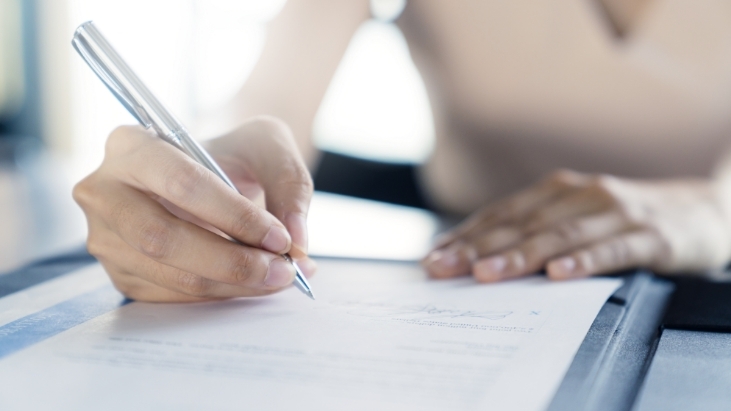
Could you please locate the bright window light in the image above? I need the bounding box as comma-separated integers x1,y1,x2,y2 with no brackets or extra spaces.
313,20,435,163
62,0,433,181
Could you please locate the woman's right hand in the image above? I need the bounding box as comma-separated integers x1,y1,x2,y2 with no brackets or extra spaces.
73,116,316,302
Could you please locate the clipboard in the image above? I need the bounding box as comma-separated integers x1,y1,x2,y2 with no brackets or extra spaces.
0,247,672,410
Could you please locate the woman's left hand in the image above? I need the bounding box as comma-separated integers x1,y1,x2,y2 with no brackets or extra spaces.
422,170,731,282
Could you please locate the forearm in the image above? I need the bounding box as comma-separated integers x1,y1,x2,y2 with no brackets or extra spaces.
234,0,370,167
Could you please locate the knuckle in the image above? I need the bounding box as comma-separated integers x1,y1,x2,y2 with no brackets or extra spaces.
303,170,315,192
553,221,585,245
547,169,582,188
249,115,293,139
241,115,296,149
245,116,303,159
72,177,94,208
136,217,174,260
229,250,258,284
228,206,259,239
278,161,313,191
176,272,210,297
477,227,520,252
105,125,144,155
589,175,620,198
614,202,643,226
587,175,642,218
164,161,208,202
299,167,315,193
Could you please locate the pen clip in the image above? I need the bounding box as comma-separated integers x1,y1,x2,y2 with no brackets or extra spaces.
71,24,153,128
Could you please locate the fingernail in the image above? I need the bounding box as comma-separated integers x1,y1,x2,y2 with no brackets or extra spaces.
425,249,460,269
262,226,290,253
265,258,295,287
549,257,576,279
286,213,308,255
475,256,507,281
297,258,317,278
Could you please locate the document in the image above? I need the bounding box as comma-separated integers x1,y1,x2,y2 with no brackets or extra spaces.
0,260,620,411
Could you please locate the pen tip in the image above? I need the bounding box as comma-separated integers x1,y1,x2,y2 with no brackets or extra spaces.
307,290,316,300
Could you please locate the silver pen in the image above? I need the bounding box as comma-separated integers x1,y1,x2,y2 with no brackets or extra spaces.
72,21,315,300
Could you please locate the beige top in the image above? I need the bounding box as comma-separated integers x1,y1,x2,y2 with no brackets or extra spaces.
396,0,731,214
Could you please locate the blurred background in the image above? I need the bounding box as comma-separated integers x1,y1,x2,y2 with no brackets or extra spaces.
0,0,434,271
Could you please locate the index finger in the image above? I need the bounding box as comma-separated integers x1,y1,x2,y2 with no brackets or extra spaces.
107,126,293,255
434,170,588,249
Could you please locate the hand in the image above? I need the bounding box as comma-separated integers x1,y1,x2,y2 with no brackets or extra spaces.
422,170,731,282
73,116,316,302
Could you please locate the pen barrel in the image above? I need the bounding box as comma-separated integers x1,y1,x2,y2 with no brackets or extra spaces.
72,21,239,195
72,22,185,145
72,21,316,300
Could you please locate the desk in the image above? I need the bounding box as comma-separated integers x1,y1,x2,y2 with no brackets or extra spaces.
0,148,86,273
635,329,731,411
1,250,727,410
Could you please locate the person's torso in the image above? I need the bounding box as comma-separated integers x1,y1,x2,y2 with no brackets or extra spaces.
396,0,731,214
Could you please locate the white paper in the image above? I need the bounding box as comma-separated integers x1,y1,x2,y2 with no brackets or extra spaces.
0,260,620,411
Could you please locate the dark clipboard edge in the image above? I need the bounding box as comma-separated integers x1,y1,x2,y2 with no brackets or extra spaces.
0,245,96,299
548,271,674,411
